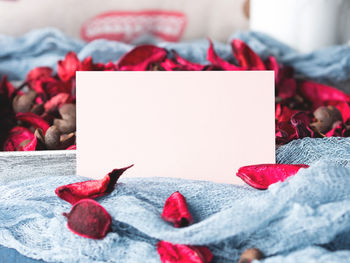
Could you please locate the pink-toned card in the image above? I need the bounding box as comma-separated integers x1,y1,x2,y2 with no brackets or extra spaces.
76,71,275,184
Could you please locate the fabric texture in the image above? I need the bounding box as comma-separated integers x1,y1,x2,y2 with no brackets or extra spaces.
0,29,350,262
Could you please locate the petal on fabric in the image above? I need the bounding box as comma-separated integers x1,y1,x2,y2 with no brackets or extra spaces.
236,164,309,190
207,39,242,70
162,191,193,227
55,165,134,205
157,241,213,263
231,39,265,70
57,52,82,82
63,199,112,239
117,45,168,71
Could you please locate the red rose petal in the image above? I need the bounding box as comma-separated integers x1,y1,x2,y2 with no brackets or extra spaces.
277,78,297,99
207,39,242,70
63,199,112,239
55,165,133,205
117,45,168,71
26,67,53,83
231,39,265,70
3,126,36,151
57,52,81,82
66,144,76,150
160,58,182,71
44,93,71,113
157,241,213,263
162,191,193,227
299,81,350,107
236,164,309,190
16,112,50,133
173,50,205,71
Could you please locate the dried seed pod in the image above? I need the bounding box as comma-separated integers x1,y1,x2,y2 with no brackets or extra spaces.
59,132,76,149
311,106,343,134
243,0,250,19
12,90,37,113
238,248,264,263
31,103,44,115
45,126,60,149
54,104,76,134
63,199,112,239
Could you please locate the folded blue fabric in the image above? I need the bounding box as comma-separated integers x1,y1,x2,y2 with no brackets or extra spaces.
0,29,350,263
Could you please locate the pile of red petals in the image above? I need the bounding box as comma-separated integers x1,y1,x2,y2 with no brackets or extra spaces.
56,166,212,262
2,39,350,151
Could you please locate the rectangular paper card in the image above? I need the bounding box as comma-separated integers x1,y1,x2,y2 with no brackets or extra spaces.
76,71,275,184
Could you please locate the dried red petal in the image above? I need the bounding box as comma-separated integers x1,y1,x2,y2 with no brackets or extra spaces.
277,78,297,99
299,81,350,107
160,58,182,71
231,39,265,70
57,52,81,82
3,126,36,151
117,45,168,71
236,164,309,190
173,50,205,71
275,104,299,123
55,165,133,205
18,110,45,126
26,67,53,83
290,112,314,139
157,241,213,263
207,39,242,70
66,144,76,150
162,191,193,227
63,199,111,239
44,93,71,113
32,77,70,100
16,112,50,133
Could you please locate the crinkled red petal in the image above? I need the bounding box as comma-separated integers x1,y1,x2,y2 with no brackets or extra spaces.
277,78,297,99
63,199,111,239
236,164,309,190
173,50,205,70
157,241,213,263
16,112,50,133
275,105,299,123
162,191,193,227
58,52,82,82
44,93,71,113
299,81,350,107
3,126,36,151
55,165,133,205
66,145,76,150
26,67,53,83
117,45,168,71
231,39,265,70
207,39,242,70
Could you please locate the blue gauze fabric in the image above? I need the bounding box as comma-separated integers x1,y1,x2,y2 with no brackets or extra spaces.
0,29,350,263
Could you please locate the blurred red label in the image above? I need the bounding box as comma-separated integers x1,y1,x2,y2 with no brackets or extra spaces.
81,10,187,43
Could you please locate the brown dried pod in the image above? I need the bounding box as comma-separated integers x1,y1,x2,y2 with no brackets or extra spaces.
34,128,46,150
31,103,45,116
311,106,343,134
12,90,37,113
45,125,61,149
238,248,264,263
54,104,76,134
59,132,76,149
243,0,250,19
